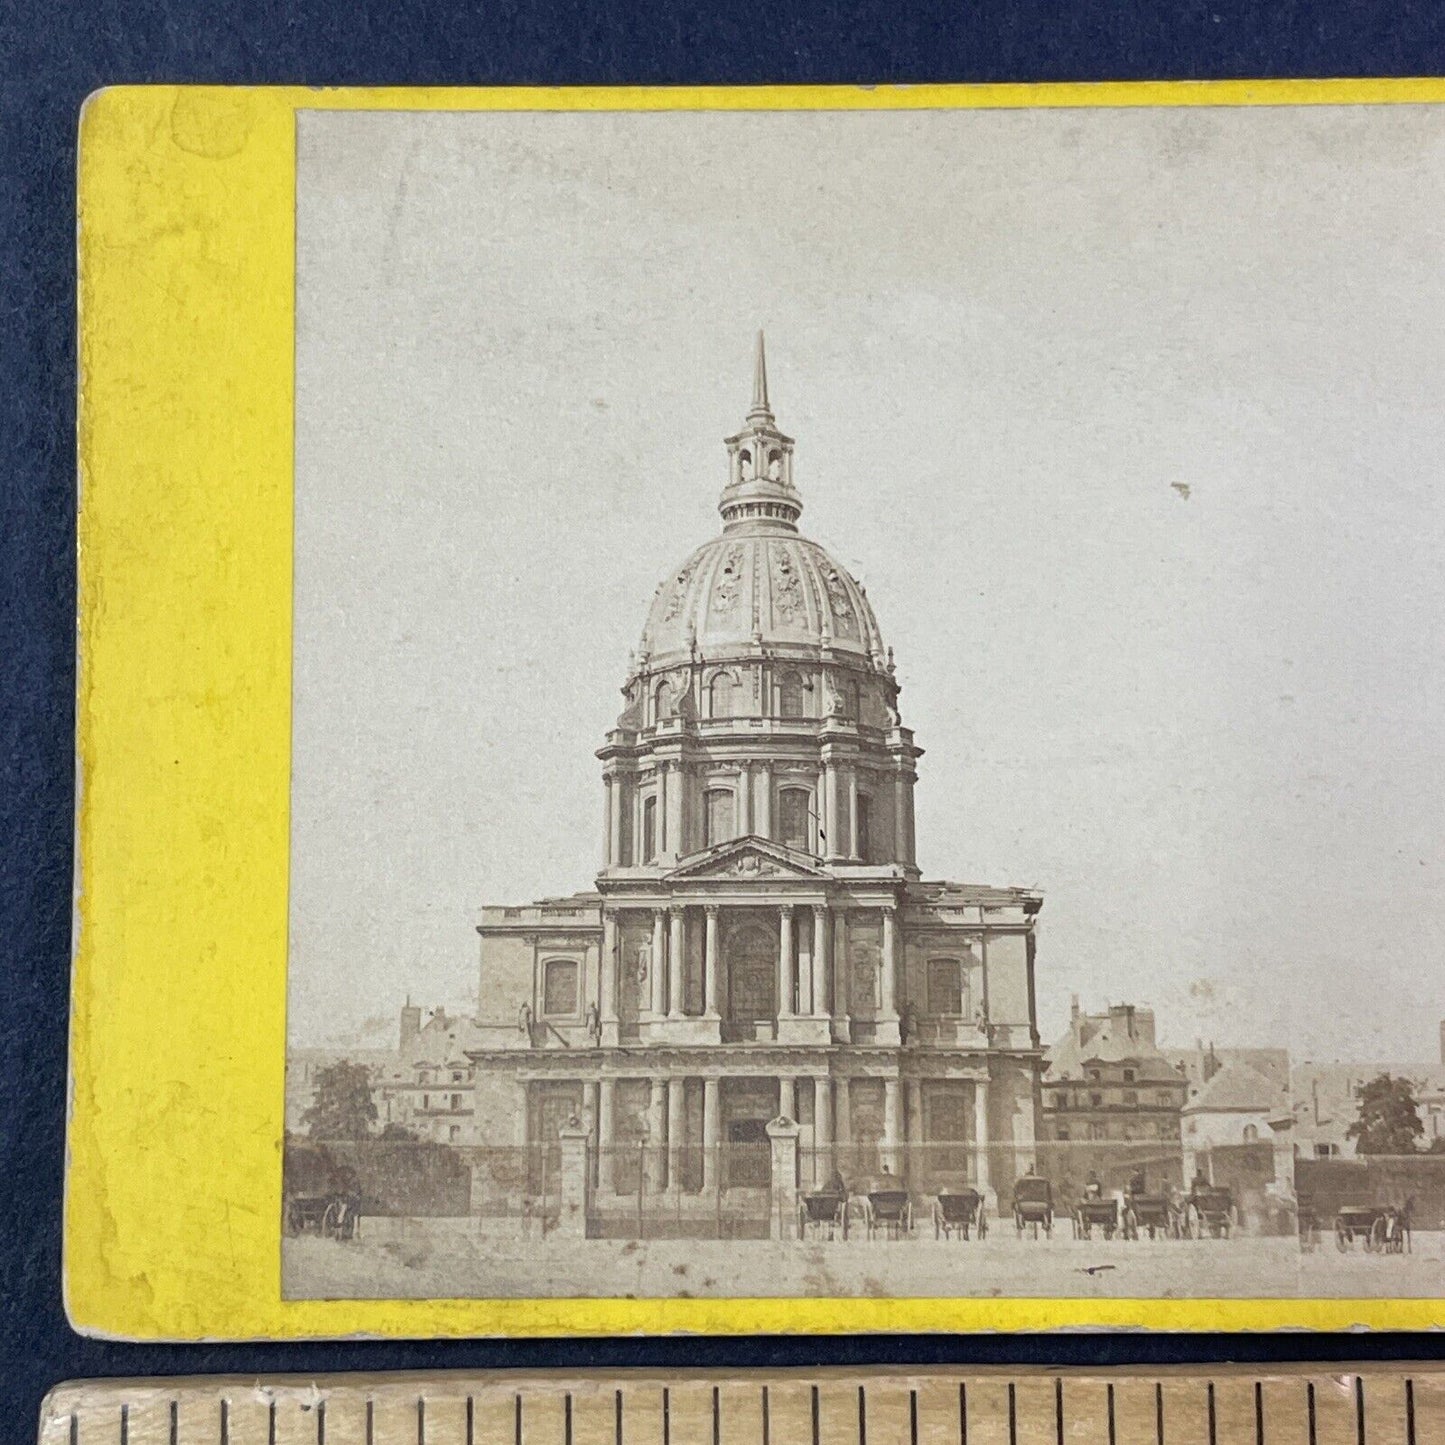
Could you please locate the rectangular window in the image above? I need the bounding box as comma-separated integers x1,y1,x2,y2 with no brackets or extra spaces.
704,788,735,848
1090,1093,1103,1107
449,1125,461,1142
1123,1090,1138,1105
926,958,962,1015
856,794,871,862
450,1093,462,1110
779,787,811,851
1122,1069,1136,1083
642,796,658,861
422,1093,430,1109
543,958,580,1016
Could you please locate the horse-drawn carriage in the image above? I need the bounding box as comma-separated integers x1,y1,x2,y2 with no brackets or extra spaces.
1334,1199,1412,1254
862,1179,914,1239
932,1186,988,1241
283,1141,362,1241
1122,1189,1185,1241
1071,1194,1119,1241
798,1187,847,1241
1187,1184,1237,1239
1013,1175,1055,1238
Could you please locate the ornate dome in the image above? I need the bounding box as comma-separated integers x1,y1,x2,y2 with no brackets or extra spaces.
640,530,885,667
637,334,887,670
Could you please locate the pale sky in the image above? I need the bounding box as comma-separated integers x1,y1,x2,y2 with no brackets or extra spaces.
288,104,1445,1062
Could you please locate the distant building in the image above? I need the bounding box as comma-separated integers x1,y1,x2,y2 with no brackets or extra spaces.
1162,1042,1291,1100
1040,1000,1188,1149
1290,1058,1445,1159
287,1003,480,1144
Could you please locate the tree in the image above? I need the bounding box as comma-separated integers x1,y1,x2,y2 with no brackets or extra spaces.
1346,1074,1423,1156
301,1060,378,1140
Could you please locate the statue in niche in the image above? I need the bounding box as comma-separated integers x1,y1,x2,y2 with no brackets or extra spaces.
739,449,754,481
634,937,652,986
767,454,782,480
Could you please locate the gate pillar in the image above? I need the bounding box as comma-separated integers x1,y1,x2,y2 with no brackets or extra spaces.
556,1117,592,1239
766,1116,801,1241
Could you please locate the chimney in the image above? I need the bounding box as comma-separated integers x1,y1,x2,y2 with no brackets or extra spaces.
400,997,422,1054
1070,994,1080,1023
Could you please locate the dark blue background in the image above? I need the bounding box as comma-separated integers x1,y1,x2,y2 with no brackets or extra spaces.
4,4,1445,1441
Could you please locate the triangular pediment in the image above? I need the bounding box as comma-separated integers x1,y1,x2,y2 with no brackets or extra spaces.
666,835,830,882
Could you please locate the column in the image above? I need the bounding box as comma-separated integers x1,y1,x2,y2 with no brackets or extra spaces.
893,768,909,863
702,1076,720,1191
667,1076,686,1192
814,1077,833,1185
823,760,842,860
883,1076,902,1173
811,903,830,1018
836,1077,853,1174
905,1079,924,1181
847,772,860,861
881,906,899,1020
779,1075,797,1123
668,907,686,1018
833,910,850,1022
778,906,796,1018
600,911,619,1036
650,910,666,1017
646,1077,666,1193
599,1077,616,1192
588,1080,602,1187
603,777,614,867
973,1078,991,1196
738,762,753,835
658,764,670,854
665,759,684,860
756,762,773,840
703,906,721,1016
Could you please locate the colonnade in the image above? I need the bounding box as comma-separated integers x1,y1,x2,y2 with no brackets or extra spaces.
538,1073,990,1197
599,902,902,1032
600,753,917,869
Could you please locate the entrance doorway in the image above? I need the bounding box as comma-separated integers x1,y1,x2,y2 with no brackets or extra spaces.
725,1118,770,1189
726,924,775,1038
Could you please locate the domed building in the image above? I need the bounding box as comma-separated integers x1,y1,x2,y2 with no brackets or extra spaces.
468,338,1044,1227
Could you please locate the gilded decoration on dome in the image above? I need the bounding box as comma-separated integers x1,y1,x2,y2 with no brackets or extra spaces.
711,544,745,615
663,562,695,621
823,564,860,640
771,543,805,625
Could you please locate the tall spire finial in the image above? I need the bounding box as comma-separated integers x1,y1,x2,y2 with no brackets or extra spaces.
749,330,772,421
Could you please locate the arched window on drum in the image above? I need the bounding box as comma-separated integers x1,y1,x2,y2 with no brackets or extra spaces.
709,670,734,719
703,787,735,848
778,786,812,852
776,669,806,718
653,679,673,722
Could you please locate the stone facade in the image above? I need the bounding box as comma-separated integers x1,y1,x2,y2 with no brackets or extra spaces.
467,338,1045,1216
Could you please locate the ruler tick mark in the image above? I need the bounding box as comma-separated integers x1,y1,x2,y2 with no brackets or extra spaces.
857,1386,866,1445
317,1400,325,1445
1055,1380,1063,1445
761,1387,769,1445
614,1390,623,1445
565,1393,573,1445
713,1386,720,1445
1307,1382,1317,1445
910,1389,919,1445
1406,1379,1416,1445
514,1394,523,1445
269,1400,277,1445
121,1403,129,1445
1007,1384,1016,1445
1355,1376,1365,1445
663,1388,671,1445
1155,1383,1163,1445
1255,1382,1263,1445
956,1383,963,1445
1207,1383,1216,1445
814,1386,822,1445
417,1396,425,1445
365,1400,373,1445
466,1397,474,1445
69,1413,77,1445
1106,1383,1116,1445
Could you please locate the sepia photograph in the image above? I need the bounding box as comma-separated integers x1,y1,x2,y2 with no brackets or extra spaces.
282,104,1445,1302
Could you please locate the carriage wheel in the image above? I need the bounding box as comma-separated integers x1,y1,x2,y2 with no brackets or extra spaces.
1368,1217,1387,1254
321,1201,344,1240
1334,1219,1350,1252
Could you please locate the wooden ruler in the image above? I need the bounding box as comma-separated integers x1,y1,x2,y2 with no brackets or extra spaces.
38,1367,1445,1445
